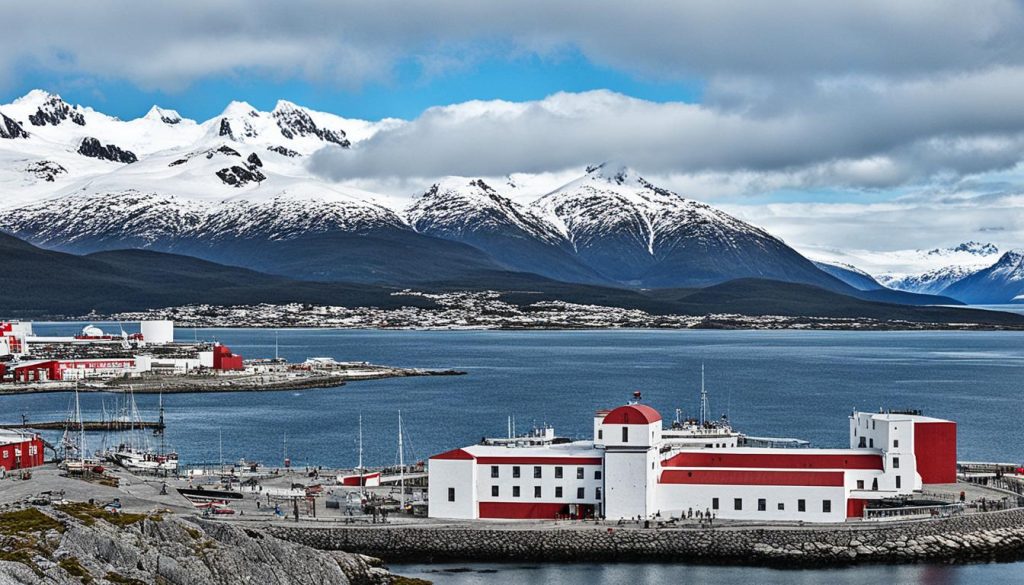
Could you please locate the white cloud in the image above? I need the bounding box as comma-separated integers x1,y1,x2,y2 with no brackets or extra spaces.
4,1,1024,90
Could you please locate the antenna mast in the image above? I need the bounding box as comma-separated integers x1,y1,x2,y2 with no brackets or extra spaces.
398,410,405,509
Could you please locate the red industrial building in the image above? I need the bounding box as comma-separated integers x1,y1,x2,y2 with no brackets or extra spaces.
0,430,45,472
212,343,244,371
3,359,137,383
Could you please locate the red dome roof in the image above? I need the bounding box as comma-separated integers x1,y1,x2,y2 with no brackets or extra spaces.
602,404,662,425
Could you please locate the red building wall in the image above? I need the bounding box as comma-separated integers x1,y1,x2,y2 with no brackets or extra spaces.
0,436,45,471
212,344,244,371
914,421,957,484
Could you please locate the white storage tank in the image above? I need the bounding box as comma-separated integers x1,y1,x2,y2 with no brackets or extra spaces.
140,320,175,345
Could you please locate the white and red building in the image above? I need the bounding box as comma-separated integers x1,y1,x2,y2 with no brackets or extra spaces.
0,429,45,472
428,403,957,523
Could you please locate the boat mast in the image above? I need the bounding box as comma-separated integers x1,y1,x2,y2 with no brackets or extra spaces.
357,414,363,471
75,390,84,467
699,362,709,426
398,410,405,509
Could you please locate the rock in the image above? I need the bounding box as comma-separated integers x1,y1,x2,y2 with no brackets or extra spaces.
247,153,263,167
267,145,301,157
77,137,137,164
215,165,266,187
0,113,28,139
0,505,401,585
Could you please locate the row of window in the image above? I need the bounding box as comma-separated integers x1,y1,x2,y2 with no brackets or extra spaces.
855,475,902,490
490,465,602,480
446,486,602,502
711,497,833,513
489,485,602,500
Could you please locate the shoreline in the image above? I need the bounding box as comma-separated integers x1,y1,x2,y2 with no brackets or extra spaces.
261,509,1024,567
0,367,465,396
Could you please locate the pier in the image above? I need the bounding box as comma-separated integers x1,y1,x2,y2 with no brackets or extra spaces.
0,419,164,432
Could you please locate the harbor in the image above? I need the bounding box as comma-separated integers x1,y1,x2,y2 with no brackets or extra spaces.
3,328,1024,581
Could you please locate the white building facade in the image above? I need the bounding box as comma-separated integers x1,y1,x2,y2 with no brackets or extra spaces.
428,404,957,523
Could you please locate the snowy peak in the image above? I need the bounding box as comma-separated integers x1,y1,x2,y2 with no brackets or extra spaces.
144,105,183,125
531,166,835,288
407,177,562,244
17,91,86,127
272,100,350,147
927,241,998,257
583,162,648,188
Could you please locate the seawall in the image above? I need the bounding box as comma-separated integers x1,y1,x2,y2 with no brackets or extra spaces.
264,509,1024,566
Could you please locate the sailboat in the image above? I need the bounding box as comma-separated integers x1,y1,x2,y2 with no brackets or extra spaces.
60,390,100,472
107,389,178,473
338,415,381,487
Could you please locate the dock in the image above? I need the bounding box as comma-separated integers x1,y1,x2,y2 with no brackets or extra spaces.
0,420,164,432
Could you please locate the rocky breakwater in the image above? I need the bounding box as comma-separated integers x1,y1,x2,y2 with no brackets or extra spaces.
266,509,1024,566
0,504,426,584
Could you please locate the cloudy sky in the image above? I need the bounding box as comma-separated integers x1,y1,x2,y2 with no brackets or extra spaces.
3,0,1024,260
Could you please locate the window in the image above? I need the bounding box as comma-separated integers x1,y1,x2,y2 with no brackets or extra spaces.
798,499,806,512
598,430,603,440
856,480,865,489
555,486,563,498
534,486,541,498
577,487,585,499
893,457,900,469
896,476,902,489
595,487,602,500
513,466,521,478
712,498,719,510
513,486,521,498
447,488,455,502
757,498,766,511
594,470,602,480
491,485,499,497
555,466,563,479
777,503,785,510
577,467,584,479
869,438,874,448
823,500,832,513
893,439,899,448
858,437,866,448
872,420,876,430
490,465,499,478
534,466,542,479
872,478,878,490
622,427,629,442
734,498,743,511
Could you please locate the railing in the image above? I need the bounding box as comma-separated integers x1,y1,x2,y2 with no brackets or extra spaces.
865,503,965,520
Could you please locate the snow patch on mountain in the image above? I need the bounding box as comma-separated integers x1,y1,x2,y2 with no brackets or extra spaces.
407,177,564,245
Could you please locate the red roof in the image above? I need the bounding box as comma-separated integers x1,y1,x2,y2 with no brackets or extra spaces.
661,469,844,487
602,404,662,425
430,448,475,460
662,451,883,470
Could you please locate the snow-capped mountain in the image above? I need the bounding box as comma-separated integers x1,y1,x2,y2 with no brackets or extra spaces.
0,90,967,300
879,265,984,297
531,163,844,289
812,261,885,291
406,178,608,283
940,250,1024,304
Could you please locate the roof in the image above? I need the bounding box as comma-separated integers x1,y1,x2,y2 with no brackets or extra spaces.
0,429,39,446
431,441,601,461
662,449,883,470
603,404,662,425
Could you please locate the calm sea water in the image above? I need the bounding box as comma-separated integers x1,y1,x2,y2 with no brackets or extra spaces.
4,326,1024,583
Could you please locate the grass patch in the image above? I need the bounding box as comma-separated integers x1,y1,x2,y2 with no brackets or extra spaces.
0,508,64,536
106,571,148,585
184,526,203,540
55,503,151,527
58,556,93,583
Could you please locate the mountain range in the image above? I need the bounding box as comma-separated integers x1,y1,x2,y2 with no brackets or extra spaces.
0,90,1019,319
